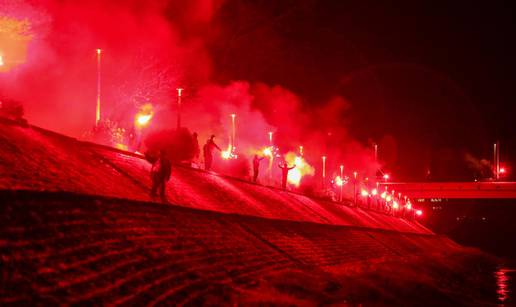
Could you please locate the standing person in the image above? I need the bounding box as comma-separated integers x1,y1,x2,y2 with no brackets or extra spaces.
252,154,265,183
192,132,200,168
150,150,172,202
203,135,221,171
278,161,296,190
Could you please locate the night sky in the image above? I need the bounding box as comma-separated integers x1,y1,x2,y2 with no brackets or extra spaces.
208,0,516,180
1,0,515,181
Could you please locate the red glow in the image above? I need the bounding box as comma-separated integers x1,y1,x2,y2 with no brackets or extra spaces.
383,174,389,180
380,191,387,199
285,152,314,186
0,15,32,72
500,167,506,174
392,201,399,209
416,209,423,216
262,147,273,157
361,189,369,197
134,104,153,128
0,0,385,190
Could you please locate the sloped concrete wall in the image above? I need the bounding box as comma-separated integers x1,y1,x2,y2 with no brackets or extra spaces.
0,192,458,305
0,119,429,234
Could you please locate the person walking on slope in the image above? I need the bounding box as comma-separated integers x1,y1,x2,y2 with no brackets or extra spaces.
150,150,172,202
252,154,265,183
192,132,200,168
278,161,296,190
203,135,221,171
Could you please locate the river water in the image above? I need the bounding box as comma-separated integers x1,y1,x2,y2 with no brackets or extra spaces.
420,199,516,305
495,267,516,305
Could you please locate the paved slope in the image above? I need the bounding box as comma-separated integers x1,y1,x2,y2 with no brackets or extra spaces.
0,118,477,305
0,192,460,305
0,119,429,234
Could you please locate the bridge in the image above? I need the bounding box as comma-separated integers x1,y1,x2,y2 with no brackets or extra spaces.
379,182,516,199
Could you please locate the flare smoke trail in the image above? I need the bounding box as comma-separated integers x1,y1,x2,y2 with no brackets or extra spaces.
0,0,380,189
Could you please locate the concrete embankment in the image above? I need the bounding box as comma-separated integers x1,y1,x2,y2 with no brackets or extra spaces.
1,118,487,305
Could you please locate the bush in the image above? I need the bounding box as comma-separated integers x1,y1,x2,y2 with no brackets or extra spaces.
144,128,196,163
0,98,24,120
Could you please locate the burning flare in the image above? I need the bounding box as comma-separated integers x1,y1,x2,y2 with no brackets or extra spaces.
221,144,237,160
0,16,33,72
134,103,153,128
284,152,314,187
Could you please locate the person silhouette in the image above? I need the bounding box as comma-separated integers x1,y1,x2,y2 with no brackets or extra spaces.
150,149,172,202
252,154,265,183
278,161,296,189
203,135,221,171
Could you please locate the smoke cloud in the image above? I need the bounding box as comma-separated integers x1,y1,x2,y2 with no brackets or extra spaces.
0,0,380,189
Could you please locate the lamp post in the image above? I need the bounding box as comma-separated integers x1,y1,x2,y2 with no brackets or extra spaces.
268,131,273,184
494,141,500,180
374,143,378,163
353,171,357,206
176,88,183,129
230,113,236,152
96,49,102,126
322,156,327,188
339,164,344,202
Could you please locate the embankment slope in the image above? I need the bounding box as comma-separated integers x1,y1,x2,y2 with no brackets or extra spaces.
0,119,490,305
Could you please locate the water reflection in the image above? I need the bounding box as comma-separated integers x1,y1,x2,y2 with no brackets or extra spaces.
495,267,515,304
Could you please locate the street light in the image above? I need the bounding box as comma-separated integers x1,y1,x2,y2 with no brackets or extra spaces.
383,173,389,182
230,113,236,151
268,131,274,184
176,88,183,129
353,171,358,206
322,156,327,188
96,48,102,126
339,164,344,202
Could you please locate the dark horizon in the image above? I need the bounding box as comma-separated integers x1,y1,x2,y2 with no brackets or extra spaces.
208,1,516,181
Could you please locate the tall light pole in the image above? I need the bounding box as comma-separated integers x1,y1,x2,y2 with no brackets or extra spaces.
176,88,183,129
96,48,102,126
322,156,327,188
268,131,273,184
374,143,378,163
339,164,344,202
353,171,358,206
230,113,236,152
494,141,500,180
374,143,378,178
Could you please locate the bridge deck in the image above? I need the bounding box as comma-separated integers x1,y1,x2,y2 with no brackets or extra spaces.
380,182,516,199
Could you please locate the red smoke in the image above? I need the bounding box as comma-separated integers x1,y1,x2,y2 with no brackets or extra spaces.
0,0,380,191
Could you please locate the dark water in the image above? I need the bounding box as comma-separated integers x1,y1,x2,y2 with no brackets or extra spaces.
419,198,516,305
495,267,516,305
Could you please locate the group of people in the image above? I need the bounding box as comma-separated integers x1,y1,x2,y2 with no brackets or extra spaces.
149,133,297,202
